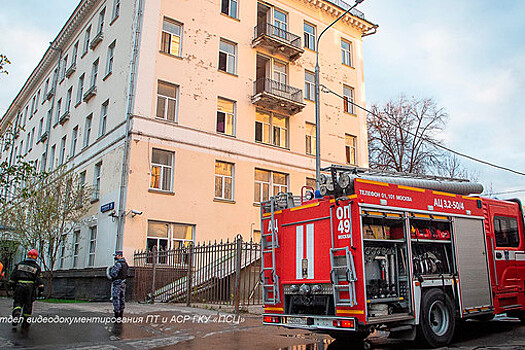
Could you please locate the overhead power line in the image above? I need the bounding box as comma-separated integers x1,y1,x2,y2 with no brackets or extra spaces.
320,85,525,177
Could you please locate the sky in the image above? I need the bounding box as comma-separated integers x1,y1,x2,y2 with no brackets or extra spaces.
0,0,524,201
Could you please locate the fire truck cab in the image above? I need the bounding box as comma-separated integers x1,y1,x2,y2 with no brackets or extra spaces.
261,166,525,348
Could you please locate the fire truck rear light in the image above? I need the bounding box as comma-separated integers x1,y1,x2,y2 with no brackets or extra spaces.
264,316,281,323
333,319,354,328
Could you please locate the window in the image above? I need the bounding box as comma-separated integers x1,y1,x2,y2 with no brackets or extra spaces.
66,87,72,112
83,114,92,148
83,26,91,56
146,221,194,257
273,60,287,86
58,235,66,269
35,91,40,111
215,161,234,200
38,118,43,139
77,74,85,104
49,145,55,171
60,55,68,80
97,8,105,34
112,0,120,20
88,226,97,266
345,134,357,165
46,108,53,133
31,96,36,116
72,230,80,268
221,0,238,18
25,131,31,154
93,161,102,200
305,122,316,155
55,99,62,124
273,9,287,39
218,39,236,74
71,126,78,158
90,59,99,88
23,106,28,127
99,100,109,137
156,81,178,121
341,39,352,66
216,98,235,135
43,79,49,101
150,148,174,191
72,42,79,65
29,127,34,151
304,71,315,101
161,18,182,57
40,152,46,172
254,169,288,203
255,110,288,148
494,216,520,248
304,22,316,50
59,136,66,166
343,85,355,114
106,41,116,76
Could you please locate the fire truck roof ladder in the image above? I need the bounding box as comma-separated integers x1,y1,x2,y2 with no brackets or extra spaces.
261,196,281,305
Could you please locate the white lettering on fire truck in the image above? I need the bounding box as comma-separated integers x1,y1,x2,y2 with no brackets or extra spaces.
336,206,351,235
434,198,465,211
359,189,381,198
338,234,351,239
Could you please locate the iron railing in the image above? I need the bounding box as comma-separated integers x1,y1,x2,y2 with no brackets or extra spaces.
253,78,303,104
254,22,301,49
133,236,261,311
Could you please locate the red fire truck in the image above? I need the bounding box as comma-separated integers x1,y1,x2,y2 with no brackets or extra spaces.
261,165,525,348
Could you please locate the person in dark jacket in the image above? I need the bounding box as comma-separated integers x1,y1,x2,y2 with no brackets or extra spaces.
109,250,128,319
9,249,44,328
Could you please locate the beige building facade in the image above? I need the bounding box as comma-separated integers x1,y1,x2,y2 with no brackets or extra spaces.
0,0,376,268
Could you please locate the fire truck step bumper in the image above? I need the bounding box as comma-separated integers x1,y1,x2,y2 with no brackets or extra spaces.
263,314,358,332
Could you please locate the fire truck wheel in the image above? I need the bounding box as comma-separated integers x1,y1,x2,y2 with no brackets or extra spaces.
416,288,455,348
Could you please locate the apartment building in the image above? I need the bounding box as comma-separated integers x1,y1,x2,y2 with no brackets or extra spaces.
0,0,377,269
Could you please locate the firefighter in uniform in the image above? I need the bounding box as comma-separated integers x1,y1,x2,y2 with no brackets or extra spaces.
109,250,128,319
9,249,44,328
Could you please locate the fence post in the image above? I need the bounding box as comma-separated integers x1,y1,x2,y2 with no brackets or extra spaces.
186,244,194,307
234,236,243,315
150,246,157,304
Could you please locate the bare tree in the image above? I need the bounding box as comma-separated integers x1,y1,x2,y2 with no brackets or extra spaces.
367,95,448,174
8,166,93,297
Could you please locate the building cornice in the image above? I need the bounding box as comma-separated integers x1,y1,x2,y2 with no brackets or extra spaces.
299,0,378,34
1,0,102,131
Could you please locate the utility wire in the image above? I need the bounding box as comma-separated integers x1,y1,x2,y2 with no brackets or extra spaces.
320,85,525,177
490,188,525,196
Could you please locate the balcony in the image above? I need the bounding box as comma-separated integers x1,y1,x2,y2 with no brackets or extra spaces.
38,131,48,143
252,23,303,61
83,85,97,102
59,111,70,125
46,88,55,100
90,32,104,50
65,64,76,78
252,78,305,115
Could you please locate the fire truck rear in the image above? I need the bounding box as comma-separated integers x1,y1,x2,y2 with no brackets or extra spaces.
261,166,525,348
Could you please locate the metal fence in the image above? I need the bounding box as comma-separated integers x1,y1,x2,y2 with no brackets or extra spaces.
133,236,261,312
253,77,303,104
254,22,302,49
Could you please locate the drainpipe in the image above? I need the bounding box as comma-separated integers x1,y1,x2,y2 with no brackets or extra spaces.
115,0,145,252
43,46,63,171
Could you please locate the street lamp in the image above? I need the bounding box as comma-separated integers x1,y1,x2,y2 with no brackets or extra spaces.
314,0,365,187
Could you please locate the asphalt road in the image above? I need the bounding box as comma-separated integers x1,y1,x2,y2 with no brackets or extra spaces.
1,298,525,349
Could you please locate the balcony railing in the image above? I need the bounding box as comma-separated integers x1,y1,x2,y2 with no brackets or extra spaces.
252,23,303,60
326,0,366,19
252,78,305,115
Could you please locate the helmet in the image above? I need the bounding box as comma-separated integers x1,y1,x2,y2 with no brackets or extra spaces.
27,249,39,260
